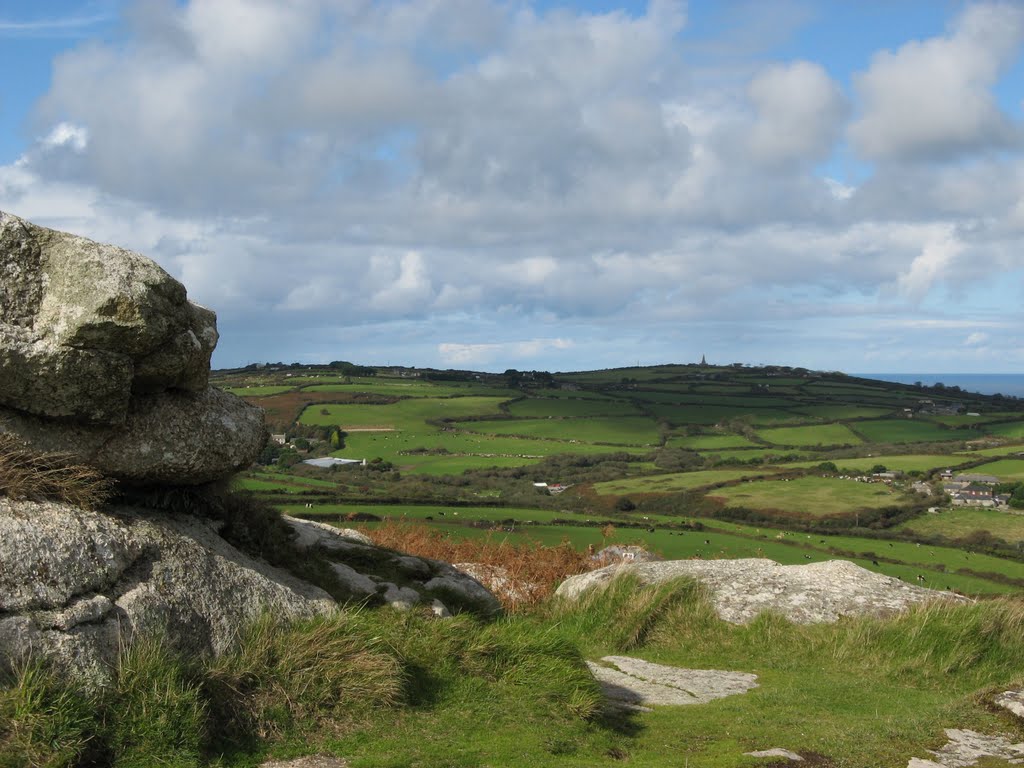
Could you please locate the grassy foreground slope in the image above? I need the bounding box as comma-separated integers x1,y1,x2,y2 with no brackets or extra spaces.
8,574,1024,768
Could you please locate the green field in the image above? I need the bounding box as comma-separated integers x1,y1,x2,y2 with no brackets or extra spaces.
302,380,517,398
967,458,1024,481
699,448,802,463
335,428,625,474
668,434,759,450
957,443,1024,458
299,396,508,428
757,423,863,447
851,419,956,444
781,454,966,474
594,468,782,495
505,397,641,418
897,507,1024,544
645,402,805,426
707,476,909,516
455,416,662,446
789,405,894,420
983,420,1024,439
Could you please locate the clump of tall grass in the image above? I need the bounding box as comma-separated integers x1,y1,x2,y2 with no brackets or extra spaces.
0,433,112,509
365,520,595,611
205,612,403,741
0,661,96,768
107,636,208,768
547,574,720,654
809,595,1024,686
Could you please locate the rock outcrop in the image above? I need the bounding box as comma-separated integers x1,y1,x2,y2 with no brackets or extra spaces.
0,499,336,686
555,558,966,624
0,504,501,686
0,213,501,689
284,517,501,616
0,210,264,484
906,729,1024,767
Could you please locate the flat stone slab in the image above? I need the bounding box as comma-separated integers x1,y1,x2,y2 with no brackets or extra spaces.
587,655,757,710
995,689,1024,720
907,729,1024,767
745,748,804,761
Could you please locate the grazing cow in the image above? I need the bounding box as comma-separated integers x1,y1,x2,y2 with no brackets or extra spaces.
871,559,879,566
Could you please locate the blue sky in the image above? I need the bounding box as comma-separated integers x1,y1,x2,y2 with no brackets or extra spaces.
2,1,1024,373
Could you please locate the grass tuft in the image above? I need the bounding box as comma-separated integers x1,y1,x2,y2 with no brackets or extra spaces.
0,661,96,768
204,612,403,742
0,433,113,510
107,636,207,768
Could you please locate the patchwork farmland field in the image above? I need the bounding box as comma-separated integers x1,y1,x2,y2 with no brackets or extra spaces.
454,415,662,446
299,396,508,428
707,475,908,516
897,507,1024,543
757,423,863,446
594,468,783,495
215,362,1024,598
850,419,956,444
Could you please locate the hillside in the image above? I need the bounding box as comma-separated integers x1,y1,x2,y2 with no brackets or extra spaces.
217,362,1024,598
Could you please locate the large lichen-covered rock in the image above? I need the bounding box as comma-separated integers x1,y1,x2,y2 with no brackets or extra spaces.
0,210,217,424
0,499,336,687
555,558,967,624
0,387,267,485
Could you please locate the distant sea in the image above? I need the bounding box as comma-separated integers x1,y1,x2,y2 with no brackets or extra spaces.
856,373,1024,398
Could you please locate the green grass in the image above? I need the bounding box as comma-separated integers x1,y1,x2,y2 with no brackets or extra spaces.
505,398,642,418
594,468,783,495
302,381,518,399
455,416,662,446
957,443,1024,458
896,507,1024,544
968,459,1024,481
930,413,1019,426
789,405,894,420
851,419,956,444
649,403,807,426
287,503,568,524
781,454,967,474
668,434,759,450
300,397,509,429
699,448,806,462
10,567,1024,767
707,475,910,516
757,423,863,447
984,421,1024,439
334,429,624,475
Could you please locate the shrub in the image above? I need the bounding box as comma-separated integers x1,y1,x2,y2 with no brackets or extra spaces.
366,521,594,611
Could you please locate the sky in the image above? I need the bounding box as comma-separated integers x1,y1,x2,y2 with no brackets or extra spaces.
2,1,1024,374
